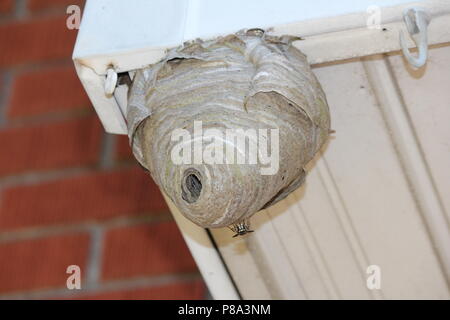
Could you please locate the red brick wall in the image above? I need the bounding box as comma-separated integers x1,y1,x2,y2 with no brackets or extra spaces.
0,0,206,299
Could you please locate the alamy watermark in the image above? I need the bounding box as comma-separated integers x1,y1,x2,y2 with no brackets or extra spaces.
66,265,81,290
366,264,381,290
171,121,280,175
66,5,81,30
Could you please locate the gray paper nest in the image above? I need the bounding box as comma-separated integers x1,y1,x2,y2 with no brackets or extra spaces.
127,29,330,230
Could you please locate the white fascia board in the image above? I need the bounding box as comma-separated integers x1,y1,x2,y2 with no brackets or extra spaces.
74,0,430,75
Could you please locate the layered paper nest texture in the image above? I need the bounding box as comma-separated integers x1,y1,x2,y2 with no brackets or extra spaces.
127,29,331,228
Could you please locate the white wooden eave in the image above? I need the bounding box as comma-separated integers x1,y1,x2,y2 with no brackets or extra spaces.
73,0,450,299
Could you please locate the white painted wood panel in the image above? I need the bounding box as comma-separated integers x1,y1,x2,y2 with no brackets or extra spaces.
387,45,450,222
211,44,450,299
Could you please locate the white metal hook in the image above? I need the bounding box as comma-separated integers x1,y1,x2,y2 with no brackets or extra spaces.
399,7,430,68
104,68,118,96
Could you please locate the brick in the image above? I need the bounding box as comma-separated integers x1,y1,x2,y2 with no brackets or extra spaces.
0,16,77,68
28,0,85,13
8,65,90,118
0,233,90,294
0,167,168,230
116,135,133,161
0,0,13,14
102,222,197,281
0,116,102,177
76,281,205,300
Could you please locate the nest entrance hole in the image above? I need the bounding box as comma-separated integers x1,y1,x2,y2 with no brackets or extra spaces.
182,169,202,203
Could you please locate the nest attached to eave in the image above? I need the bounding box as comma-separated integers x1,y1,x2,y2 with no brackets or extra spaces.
127,29,330,231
